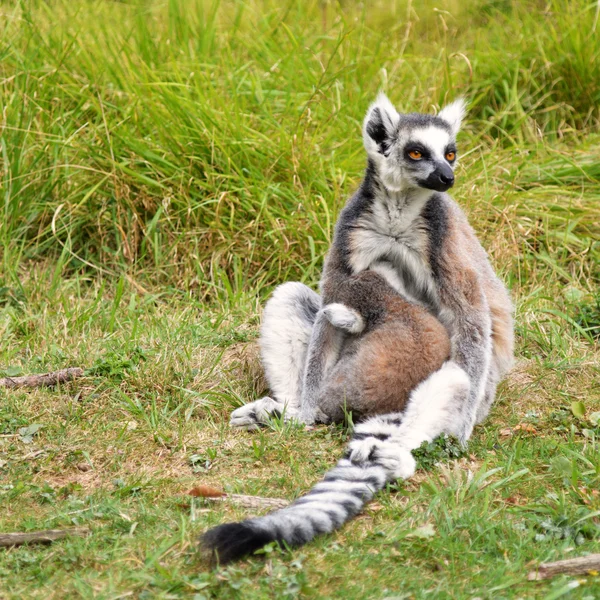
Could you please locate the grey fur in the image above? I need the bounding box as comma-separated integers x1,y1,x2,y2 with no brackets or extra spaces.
206,94,513,563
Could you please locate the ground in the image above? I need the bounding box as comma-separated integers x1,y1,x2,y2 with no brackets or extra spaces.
1,0,600,598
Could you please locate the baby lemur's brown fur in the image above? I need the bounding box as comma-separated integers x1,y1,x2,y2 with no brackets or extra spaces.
316,270,450,422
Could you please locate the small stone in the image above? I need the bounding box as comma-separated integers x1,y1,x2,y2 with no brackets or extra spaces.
76,462,92,472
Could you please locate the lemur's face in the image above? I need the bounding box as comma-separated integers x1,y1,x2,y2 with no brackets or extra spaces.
363,94,466,194
398,121,457,192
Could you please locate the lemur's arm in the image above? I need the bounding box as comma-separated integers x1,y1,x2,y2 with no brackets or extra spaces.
297,311,346,424
297,248,363,423
299,266,398,422
437,267,492,442
321,270,390,334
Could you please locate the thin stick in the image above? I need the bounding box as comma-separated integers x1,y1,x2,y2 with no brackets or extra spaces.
0,368,84,389
528,553,600,580
206,494,288,509
0,528,90,548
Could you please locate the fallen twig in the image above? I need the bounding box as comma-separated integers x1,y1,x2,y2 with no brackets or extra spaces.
207,494,289,509
0,527,90,548
17,449,46,461
0,368,84,389
188,487,288,510
528,553,600,580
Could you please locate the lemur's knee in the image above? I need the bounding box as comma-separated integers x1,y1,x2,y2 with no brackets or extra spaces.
322,303,365,334
264,282,321,325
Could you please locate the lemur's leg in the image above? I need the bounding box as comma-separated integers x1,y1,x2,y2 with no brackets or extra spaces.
297,310,348,424
452,315,493,442
260,282,322,406
345,362,470,468
230,282,321,429
393,362,471,449
436,270,494,443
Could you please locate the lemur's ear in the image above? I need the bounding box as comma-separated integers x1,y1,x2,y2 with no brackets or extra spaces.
363,93,400,157
437,98,466,136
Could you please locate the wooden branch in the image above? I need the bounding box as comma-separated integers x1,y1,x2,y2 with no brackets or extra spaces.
206,494,289,509
0,527,90,548
188,486,288,510
528,553,600,580
0,368,84,389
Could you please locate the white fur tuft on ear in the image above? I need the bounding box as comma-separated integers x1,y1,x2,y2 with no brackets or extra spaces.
437,98,467,136
362,92,400,158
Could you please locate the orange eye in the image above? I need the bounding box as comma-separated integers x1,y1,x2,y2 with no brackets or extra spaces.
408,150,422,160
446,151,456,161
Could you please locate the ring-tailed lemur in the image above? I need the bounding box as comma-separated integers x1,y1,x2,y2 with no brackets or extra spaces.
202,94,514,564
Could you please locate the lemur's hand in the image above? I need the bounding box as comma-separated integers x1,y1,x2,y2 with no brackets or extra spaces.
322,303,365,334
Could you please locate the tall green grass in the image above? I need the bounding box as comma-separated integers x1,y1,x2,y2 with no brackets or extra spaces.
0,0,598,299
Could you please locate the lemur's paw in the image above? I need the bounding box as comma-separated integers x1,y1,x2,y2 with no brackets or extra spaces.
346,437,416,480
230,397,295,430
322,303,365,334
455,419,475,446
382,446,416,480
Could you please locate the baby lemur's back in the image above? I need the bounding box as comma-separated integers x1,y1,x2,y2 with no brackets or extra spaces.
318,270,450,423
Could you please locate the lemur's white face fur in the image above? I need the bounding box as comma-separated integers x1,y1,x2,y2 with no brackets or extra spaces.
362,93,466,194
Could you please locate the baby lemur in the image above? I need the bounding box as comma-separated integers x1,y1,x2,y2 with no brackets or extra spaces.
203,94,514,564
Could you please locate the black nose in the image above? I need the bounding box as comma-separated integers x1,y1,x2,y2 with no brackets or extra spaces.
417,164,456,192
439,172,454,185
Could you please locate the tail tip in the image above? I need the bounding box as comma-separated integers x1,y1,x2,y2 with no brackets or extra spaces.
201,521,276,565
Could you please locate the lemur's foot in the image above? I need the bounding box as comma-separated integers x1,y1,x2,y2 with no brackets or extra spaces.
229,397,297,430
346,436,416,480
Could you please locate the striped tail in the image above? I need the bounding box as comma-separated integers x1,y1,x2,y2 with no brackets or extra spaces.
202,362,470,564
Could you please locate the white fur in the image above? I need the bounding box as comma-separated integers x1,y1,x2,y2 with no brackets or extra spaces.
345,434,416,480
348,193,438,307
349,228,431,288
312,480,374,495
259,282,319,408
394,362,471,449
362,92,400,160
369,262,404,293
230,396,296,429
326,462,387,486
437,98,466,136
322,303,365,334
409,126,451,162
295,492,363,510
372,444,416,480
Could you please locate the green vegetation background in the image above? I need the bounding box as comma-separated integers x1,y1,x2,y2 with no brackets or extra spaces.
0,0,599,598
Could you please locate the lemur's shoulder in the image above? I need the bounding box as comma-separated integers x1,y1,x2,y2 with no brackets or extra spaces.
422,194,491,276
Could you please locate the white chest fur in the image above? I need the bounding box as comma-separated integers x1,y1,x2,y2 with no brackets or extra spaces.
348,193,438,306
